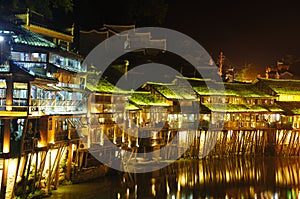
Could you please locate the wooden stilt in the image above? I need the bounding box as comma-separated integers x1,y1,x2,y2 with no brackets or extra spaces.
66,144,73,181
35,151,47,193
46,150,51,195
31,151,39,193
1,159,9,199
50,146,66,189
19,153,32,199
11,119,28,199
54,160,60,190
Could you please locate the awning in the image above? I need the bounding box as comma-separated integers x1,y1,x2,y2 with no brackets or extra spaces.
201,103,281,113
34,85,86,93
276,102,300,115
34,84,60,91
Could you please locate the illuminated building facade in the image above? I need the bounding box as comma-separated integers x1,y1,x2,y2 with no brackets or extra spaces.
2,17,300,198
0,20,86,198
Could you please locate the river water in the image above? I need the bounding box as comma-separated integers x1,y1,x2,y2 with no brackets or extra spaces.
47,157,300,199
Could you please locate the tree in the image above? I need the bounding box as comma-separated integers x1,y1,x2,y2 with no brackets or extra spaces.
74,0,168,30
127,0,168,26
235,63,265,82
0,0,73,23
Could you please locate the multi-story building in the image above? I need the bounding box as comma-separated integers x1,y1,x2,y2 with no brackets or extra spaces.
118,76,300,159
15,9,74,51
0,19,86,198
255,78,300,155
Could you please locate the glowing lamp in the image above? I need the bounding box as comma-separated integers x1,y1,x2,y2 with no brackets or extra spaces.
0,36,4,42
6,105,12,111
3,141,10,153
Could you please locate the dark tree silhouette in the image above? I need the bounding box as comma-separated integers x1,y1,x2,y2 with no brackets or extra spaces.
74,0,168,30
0,0,73,18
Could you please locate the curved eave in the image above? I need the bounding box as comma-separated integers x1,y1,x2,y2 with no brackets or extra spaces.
24,24,73,43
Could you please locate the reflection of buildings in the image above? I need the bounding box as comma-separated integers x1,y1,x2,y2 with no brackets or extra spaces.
117,158,300,199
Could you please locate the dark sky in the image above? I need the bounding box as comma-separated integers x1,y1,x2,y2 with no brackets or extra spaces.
163,1,300,68
74,0,300,69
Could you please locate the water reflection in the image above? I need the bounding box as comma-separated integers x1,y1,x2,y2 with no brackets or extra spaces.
48,157,300,199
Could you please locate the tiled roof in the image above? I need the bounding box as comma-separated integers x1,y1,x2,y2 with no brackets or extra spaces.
258,78,300,95
12,26,57,48
194,82,273,98
151,83,196,100
86,80,128,94
10,60,57,81
126,102,140,111
276,102,300,115
129,91,169,106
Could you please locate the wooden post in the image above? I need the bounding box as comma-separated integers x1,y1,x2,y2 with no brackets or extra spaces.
50,147,65,188
46,150,51,195
32,151,38,193
66,144,73,181
23,153,33,197
5,76,12,111
0,159,9,199
3,120,10,153
54,161,60,190
1,119,11,199
36,151,47,192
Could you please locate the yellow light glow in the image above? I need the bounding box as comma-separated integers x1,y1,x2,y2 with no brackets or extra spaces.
37,140,47,148
128,136,131,148
152,131,157,140
151,184,156,196
177,181,180,191
179,174,186,187
2,158,18,198
226,171,230,183
136,137,139,147
6,106,12,111
166,181,170,195
0,110,27,116
3,142,9,153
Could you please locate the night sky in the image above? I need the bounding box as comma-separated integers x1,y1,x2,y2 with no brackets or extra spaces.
163,1,300,69
74,0,300,69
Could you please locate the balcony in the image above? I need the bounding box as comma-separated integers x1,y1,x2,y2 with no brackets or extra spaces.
31,99,86,115
54,129,81,142
0,105,28,116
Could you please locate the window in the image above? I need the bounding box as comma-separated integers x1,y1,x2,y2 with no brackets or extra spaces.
49,53,82,72
11,52,47,62
49,118,52,130
13,82,28,107
0,80,6,108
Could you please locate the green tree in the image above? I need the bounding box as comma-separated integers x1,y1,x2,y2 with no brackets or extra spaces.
235,63,265,82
